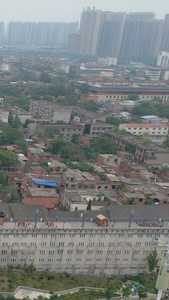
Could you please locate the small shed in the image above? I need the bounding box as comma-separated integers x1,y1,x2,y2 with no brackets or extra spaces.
95,214,108,226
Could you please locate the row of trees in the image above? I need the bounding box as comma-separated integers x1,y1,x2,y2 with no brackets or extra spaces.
48,135,116,162
132,101,169,118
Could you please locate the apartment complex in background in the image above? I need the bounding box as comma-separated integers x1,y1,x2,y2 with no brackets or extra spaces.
4,21,78,46
68,8,168,59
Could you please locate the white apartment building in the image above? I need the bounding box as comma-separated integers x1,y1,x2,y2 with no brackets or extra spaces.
0,224,167,276
157,51,169,69
0,203,168,276
119,123,168,139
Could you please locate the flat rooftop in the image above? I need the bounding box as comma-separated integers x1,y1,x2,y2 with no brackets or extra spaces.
0,220,166,231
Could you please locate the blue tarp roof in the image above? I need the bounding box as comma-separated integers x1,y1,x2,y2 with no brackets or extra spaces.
33,180,57,187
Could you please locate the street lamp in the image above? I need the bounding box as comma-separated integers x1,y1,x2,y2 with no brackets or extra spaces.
35,209,39,228
154,238,169,300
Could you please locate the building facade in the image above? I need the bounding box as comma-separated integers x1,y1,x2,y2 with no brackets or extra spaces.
30,101,72,124
157,51,169,70
0,225,167,276
119,124,168,139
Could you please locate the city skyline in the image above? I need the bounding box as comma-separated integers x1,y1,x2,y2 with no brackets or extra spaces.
0,0,169,23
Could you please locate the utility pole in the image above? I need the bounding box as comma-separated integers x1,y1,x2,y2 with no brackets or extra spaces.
154,238,169,300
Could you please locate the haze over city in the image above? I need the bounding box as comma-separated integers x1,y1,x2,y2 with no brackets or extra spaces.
0,0,169,22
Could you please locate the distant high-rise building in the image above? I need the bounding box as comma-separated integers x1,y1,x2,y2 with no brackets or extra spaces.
6,22,78,46
97,12,126,57
0,22,5,44
138,20,164,57
68,33,80,53
78,7,102,55
69,10,164,59
160,14,169,51
120,12,155,58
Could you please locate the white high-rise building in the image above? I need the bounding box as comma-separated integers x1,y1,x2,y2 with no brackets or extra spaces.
157,51,169,69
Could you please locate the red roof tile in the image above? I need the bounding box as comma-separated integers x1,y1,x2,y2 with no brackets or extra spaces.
23,197,56,209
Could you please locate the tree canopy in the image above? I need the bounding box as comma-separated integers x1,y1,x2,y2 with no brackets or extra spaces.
147,248,158,273
39,71,51,83
48,139,78,160
140,138,152,145
0,150,19,168
81,100,98,112
90,136,116,154
106,116,127,126
79,83,90,94
0,127,23,145
163,138,169,148
132,101,169,118
127,94,139,100
138,289,147,300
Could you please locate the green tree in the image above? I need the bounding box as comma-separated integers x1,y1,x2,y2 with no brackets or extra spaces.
138,289,147,300
11,116,22,128
127,94,139,100
81,100,98,112
71,133,79,144
140,138,152,145
0,170,7,186
122,284,131,299
87,199,92,210
145,198,154,205
40,72,51,83
91,136,116,154
44,127,61,138
163,138,169,148
147,248,158,273
106,116,126,126
50,295,58,300
0,127,23,145
79,162,94,172
16,138,28,152
97,172,106,181
39,161,53,173
79,83,90,94
24,119,35,128
119,129,127,135
43,94,53,101
105,284,116,300
0,150,19,168
49,139,66,154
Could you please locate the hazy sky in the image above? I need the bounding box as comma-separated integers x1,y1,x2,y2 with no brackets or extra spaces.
0,0,169,23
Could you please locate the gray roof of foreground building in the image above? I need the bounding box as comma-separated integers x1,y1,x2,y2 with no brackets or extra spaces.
28,187,58,198
105,204,169,220
75,81,169,94
0,204,169,223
